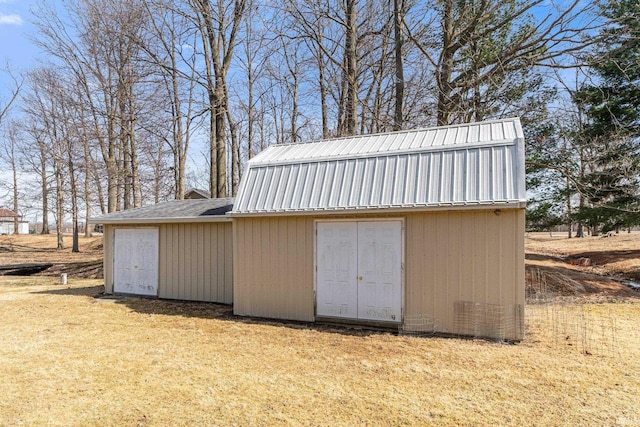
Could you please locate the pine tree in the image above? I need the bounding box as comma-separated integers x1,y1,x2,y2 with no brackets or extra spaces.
573,0,640,234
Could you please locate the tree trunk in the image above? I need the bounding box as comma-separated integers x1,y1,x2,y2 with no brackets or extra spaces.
55,159,64,250
68,147,79,253
319,59,329,138
291,71,299,143
337,55,348,136
9,130,19,235
38,139,50,234
437,0,454,126
344,0,358,135
129,106,141,208
214,85,227,197
208,88,218,197
83,136,93,238
247,61,254,158
12,165,18,235
566,175,572,238
122,119,131,210
393,0,405,131
227,107,239,195
106,127,118,213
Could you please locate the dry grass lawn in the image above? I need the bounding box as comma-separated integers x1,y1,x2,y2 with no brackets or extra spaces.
1,277,639,426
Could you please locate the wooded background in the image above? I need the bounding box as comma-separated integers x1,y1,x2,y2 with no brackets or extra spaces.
0,0,638,250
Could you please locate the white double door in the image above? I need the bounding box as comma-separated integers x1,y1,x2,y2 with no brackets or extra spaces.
113,228,159,296
316,221,402,322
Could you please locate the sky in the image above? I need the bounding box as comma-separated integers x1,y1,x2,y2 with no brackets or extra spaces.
0,0,39,94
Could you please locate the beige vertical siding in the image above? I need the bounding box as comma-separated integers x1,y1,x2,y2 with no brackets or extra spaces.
159,222,233,303
233,216,315,321
405,209,525,340
231,209,524,339
103,222,233,304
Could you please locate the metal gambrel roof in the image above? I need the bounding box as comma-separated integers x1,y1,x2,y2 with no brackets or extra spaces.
232,118,525,215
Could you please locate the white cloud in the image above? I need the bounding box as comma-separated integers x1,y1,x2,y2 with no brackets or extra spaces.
0,13,22,25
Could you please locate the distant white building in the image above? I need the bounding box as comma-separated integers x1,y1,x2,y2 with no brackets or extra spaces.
0,208,29,234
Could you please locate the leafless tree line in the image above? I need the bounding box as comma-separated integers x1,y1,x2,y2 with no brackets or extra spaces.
0,0,597,250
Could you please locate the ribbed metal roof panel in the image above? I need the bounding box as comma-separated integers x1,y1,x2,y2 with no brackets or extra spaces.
232,118,525,214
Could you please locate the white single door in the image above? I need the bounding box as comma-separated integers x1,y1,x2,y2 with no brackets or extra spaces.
357,221,402,321
316,222,358,318
113,228,159,296
316,221,402,322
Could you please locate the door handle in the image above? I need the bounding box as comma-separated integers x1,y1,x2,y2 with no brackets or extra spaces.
358,276,363,281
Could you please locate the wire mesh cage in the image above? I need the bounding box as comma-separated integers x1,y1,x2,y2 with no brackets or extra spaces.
454,301,524,342
399,315,437,336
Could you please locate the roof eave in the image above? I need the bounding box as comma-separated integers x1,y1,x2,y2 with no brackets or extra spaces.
228,201,527,217
90,215,233,225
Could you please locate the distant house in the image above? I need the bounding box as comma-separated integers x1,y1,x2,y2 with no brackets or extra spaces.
0,208,29,235
184,189,210,199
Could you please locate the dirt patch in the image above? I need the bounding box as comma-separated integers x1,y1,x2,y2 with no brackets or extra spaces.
525,231,640,298
40,260,104,279
0,235,103,279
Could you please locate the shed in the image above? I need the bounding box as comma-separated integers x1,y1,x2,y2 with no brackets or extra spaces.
230,117,526,340
184,188,210,199
94,198,233,304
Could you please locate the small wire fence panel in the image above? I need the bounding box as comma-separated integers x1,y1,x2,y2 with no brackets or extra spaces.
526,302,620,358
454,301,524,342
399,315,436,336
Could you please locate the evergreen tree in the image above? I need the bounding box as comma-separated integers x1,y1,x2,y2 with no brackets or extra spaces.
573,0,640,233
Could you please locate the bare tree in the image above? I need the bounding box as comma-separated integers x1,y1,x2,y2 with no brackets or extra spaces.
0,65,23,127
32,0,154,212
1,121,21,234
235,0,271,161
408,0,598,125
21,118,51,234
0,67,23,233
140,0,202,200
284,0,337,138
185,0,247,197
23,68,67,248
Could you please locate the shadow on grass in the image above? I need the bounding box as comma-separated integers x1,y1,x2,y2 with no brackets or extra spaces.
32,285,105,297
107,296,386,338
525,253,563,262
32,285,382,336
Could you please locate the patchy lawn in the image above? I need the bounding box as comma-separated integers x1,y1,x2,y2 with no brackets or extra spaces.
525,231,640,297
0,235,103,278
1,278,639,426
0,234,103,264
